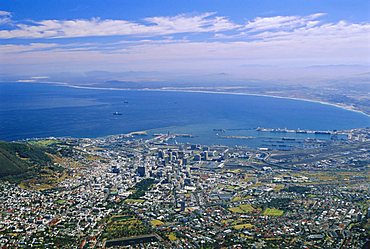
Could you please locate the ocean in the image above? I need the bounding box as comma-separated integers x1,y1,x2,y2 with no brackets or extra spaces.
1,82,369,147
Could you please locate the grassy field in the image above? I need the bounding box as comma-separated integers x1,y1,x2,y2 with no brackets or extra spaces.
85,155,103,161
229,204,255,213
273,184,285,192
167,232,178,241
56,199,66,204
28,139,59,147
103,214,152,239
233,223,253,230
232,195,253,202
150,219,164,227
124,198,145,203
231,196,242,202
297,170,369,186
19,171,67,190
263,208,284,216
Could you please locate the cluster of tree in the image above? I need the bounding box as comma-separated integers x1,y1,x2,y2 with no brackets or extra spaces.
104,220,152,239
282,185,311,194
259,197,293,211
128,178,156,199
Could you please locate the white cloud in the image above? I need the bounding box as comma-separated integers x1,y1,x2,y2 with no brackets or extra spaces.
0,43,58,54
0,10,11,24
244,13,325,32
0,10,11,16
0,13,238,39
2,25,369,74
1,12,369,82
253,20,370,44
145,12,239,33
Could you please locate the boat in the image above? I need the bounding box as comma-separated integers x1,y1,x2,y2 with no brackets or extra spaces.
113,112,123,115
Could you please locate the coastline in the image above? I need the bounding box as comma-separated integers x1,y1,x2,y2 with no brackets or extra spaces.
2,81,370,118
52,82,370,118
1,80,369,142
156,88,370,118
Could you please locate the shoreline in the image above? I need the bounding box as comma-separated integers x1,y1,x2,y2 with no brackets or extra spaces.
155,88,370,118
53,82,370,118
2,81,370,118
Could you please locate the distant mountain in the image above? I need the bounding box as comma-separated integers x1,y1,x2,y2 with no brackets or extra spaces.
0,141,53,178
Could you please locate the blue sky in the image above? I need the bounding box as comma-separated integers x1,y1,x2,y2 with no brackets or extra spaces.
1,0,369,83
2,0,369,22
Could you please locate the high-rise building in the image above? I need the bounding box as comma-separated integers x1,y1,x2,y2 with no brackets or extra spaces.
180,200,186,212
137,166,146,177
203,151,209,161
194,154,201,161
158,150,164,158
178,151,185,159
111,166,120,174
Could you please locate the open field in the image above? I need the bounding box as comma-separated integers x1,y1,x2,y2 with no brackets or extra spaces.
263,208,284,216
167,232,177,241
124,199,145,204
150,220,164,227
233,223,253,230
229,204,255,213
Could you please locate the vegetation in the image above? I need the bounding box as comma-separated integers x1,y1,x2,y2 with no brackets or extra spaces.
259,197,293,211
150,219,164,227
0,140,76,191
102,214,152,240
273,184,285,192
0,141,54,178
167,232,178,241
233,223,253,230
283,185,311,194
228,204,255,213
28,139,59,147
128,178,156,199
263,208,284,216
231,196,242,202
124,198,145,203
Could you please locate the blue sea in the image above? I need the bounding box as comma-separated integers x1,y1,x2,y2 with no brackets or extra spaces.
0,82,369,147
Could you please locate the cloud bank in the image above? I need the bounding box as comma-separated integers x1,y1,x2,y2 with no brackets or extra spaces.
1,11,369,83
0,12,238,39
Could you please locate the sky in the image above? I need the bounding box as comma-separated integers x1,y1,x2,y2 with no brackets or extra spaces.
0,0,370,84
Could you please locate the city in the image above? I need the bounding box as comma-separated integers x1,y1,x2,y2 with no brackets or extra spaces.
1,128,369,248
1,1,370,248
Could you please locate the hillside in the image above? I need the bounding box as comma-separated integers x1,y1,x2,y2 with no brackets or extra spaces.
0,141,53,178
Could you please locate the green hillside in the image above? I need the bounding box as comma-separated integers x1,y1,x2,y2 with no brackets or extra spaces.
0,141,53,178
